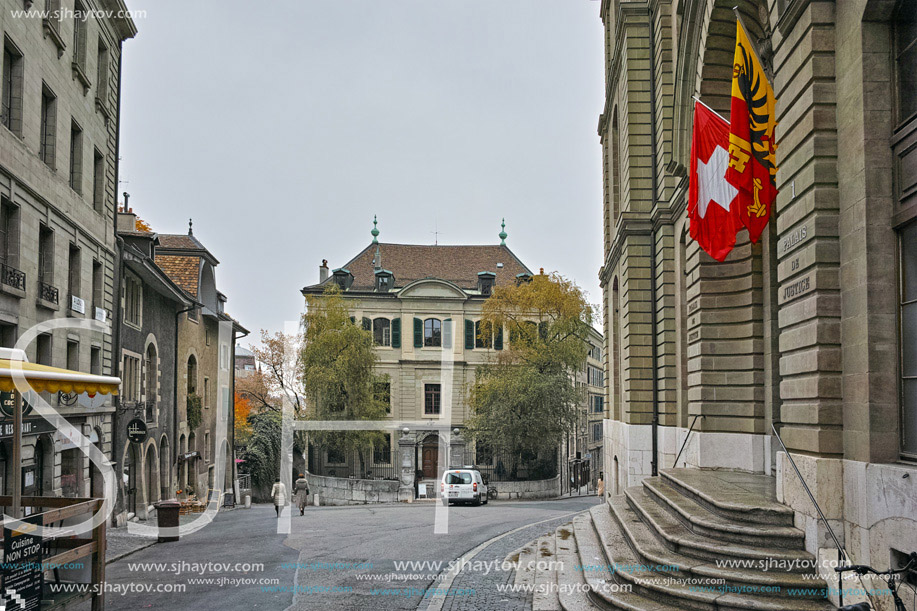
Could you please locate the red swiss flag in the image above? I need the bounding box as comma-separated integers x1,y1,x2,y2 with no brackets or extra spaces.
688,101,742,262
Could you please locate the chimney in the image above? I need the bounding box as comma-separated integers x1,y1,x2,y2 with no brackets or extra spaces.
116,207,137,233
319,259,329,283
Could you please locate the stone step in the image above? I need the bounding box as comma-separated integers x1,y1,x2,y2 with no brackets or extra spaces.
624,487,815,571
590,503,834,611
606,495,828,596
534,533,561,611
660,470,794,527
513,537,539,590
642,477,804,550
569,513,683,611
554,523,599,611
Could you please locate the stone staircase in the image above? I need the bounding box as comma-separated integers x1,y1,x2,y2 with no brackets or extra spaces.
511,469,835,611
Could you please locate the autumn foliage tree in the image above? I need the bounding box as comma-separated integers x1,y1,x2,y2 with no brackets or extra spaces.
234,391,254,446
465,272,593,478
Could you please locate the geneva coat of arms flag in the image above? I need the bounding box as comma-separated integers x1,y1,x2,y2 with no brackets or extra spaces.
688,100,741,262
725,19,779,243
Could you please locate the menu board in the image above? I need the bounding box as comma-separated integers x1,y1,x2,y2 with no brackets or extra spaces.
2,516,43,610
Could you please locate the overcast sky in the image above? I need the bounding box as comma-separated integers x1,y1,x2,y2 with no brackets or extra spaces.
119,0,605,337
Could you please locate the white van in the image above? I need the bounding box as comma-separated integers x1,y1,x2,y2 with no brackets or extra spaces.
440,468,488,506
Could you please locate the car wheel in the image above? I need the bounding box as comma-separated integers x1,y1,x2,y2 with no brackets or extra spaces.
473,495,481,507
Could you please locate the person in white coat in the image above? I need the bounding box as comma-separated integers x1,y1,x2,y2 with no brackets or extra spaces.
270,478,286,518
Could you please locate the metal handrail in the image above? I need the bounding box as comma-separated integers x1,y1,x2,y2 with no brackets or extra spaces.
771,424,847,606
672,414,704,468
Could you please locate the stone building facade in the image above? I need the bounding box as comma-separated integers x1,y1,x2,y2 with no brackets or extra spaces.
156,225,245,504
563,327,605,492
113,209,191,521
301,224,542,488
0,1,135,500
599,0,917,591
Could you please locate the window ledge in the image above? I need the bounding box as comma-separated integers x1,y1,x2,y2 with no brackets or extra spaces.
42,21,66,57
94,96,111,123
0,283,25,300
72,62,91,94
37,297,60,311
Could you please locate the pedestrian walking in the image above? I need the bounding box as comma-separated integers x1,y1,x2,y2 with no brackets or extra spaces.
271,478,286,518
597,472,605,497
294,473,310,515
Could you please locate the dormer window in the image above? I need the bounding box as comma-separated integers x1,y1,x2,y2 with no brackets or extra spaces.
478,271,496,296
515,273,533,286
332,268,353,291
375,269,394,292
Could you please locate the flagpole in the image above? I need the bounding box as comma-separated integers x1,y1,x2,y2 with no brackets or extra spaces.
732,6,774,81
692,96,728,123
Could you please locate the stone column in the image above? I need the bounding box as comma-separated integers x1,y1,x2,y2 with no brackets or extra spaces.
449,429,465,468
397,430,415,503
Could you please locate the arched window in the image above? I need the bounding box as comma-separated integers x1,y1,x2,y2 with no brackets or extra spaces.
373,318,391,346
186,355,197,396
423,318,441,347
145,343,157,421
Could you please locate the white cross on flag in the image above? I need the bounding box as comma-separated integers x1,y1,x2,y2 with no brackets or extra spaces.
688,101,742,262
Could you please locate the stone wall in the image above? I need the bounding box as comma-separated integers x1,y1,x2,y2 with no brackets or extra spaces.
309,474,402,506
491,476,560,500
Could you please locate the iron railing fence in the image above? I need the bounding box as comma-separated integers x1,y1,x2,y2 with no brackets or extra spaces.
473,447,558,482
307,444,398,481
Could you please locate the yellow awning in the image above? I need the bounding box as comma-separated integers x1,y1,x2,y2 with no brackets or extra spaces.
0,359,120,395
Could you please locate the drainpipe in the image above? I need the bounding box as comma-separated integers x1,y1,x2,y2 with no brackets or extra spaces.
110,42,125,523
231,327,249,500
647,13,660,477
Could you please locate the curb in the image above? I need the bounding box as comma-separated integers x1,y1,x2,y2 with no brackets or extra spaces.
106,539,158,565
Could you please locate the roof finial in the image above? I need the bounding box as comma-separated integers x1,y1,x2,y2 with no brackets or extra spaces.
371,215,379,244
499,218,507,245
188,218,193,235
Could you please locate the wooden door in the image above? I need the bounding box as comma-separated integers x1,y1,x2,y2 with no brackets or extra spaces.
421,445,438,479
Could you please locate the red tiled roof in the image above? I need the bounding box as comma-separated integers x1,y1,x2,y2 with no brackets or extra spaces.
307,243,532,291
155,254,200,297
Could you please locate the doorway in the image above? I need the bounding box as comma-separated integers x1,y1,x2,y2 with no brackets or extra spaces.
421,436,439,480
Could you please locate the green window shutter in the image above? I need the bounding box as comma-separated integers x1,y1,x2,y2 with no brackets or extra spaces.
494,325,503,350
443,318,452,348
414,318,423,348
362,317,371,331
464,319,475,350
391,318,401,348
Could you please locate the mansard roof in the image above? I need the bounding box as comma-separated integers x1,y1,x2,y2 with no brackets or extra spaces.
303,243,532,294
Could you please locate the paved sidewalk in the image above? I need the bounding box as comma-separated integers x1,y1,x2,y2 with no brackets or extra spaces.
436,506,599,611
106,525,157,563
106,512,224,563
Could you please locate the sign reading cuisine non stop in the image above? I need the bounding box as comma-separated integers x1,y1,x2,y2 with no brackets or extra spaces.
2,516,44,610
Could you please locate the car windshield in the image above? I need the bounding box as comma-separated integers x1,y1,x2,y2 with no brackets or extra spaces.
445,473,472,485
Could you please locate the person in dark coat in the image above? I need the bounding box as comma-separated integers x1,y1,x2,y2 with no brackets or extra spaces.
294,473,310,515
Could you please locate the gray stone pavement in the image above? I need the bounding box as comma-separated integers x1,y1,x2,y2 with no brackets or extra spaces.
284,495,601,611
76,496,601,611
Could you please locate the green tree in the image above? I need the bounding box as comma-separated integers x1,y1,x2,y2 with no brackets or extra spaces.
465,272,593,478
301,286,388,477
241,410,282,499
